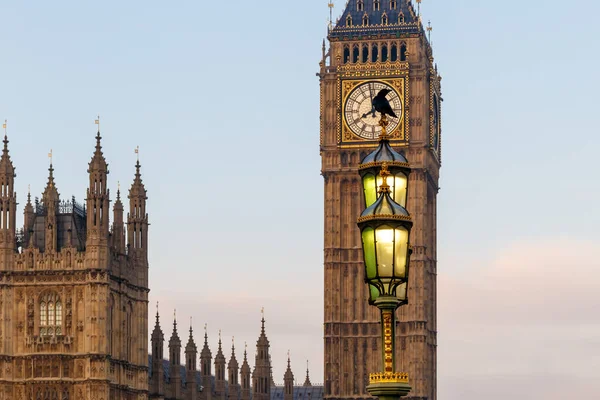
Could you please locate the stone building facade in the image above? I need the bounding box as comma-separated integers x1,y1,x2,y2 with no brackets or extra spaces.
0,132,149,399
320,1,441,400
0,130,324,400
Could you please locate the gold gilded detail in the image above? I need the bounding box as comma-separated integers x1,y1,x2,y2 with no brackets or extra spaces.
378,163,391,194
369,372,409,384
382,310,393,372
357,214,412,223
358,161,411,171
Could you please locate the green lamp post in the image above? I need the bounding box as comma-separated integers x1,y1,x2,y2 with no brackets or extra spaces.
357,115,413,400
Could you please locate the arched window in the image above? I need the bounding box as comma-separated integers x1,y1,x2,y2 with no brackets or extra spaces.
362,14,369,26
346,15,352,27
381,45,388,62
391,44,398,62
399,12,405,23
374,0,380,11
39,292,62,336
400,43,407,61
371,45,379,62
353,46,359,63
391,0,397,9
343,46,350,64
382,13,388,25
362,45,369,63
357,0,364,11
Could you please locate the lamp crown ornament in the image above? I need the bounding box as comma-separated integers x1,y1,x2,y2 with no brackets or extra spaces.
378,163,391,194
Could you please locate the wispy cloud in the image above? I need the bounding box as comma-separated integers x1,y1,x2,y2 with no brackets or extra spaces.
439,237,600,398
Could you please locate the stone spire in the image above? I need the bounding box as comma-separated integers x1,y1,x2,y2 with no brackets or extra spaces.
200,324,213,398
253,309,271,400
112,183,125,253
240,343,251,400
42,164,59,205
23,185,34,246
186,320,198,400
228,338,240,400
42,162,59,253
150,305,165,397
303,360,312,387
127,159,148,258
86,131,110,244
169,311,183,399
214,330,227,399
284,352,294,400
0,131,16,255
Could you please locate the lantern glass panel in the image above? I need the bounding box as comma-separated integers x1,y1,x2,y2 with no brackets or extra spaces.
369,284,380,303
377,172,408,207
375,226,394,277
361,227,377,279
362,173,377,207
393,173,408,207
394,227,409,278
395,282,407,302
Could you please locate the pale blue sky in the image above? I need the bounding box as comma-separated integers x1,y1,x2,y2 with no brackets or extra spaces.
1,0,599,398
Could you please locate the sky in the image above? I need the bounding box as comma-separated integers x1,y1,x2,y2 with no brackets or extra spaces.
1,0,599,398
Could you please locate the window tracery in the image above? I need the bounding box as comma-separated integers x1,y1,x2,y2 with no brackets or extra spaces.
39,292,62,336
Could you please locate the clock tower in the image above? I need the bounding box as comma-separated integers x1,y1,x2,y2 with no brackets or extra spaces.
319,1,441,400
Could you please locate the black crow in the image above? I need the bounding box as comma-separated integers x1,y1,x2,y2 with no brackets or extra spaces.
373,89,398,118
362,89,398,119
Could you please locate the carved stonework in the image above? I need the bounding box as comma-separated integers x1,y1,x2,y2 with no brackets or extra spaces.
0,134,150,399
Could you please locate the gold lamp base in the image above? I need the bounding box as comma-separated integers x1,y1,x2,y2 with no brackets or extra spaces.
369,372,409,384
367,372,411,400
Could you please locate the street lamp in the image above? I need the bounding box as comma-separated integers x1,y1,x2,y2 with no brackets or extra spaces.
357,115,413,400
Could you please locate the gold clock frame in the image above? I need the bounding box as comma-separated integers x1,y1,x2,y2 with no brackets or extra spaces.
337,63,410,148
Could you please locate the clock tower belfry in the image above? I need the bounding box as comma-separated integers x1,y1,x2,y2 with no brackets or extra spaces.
319,1,441,400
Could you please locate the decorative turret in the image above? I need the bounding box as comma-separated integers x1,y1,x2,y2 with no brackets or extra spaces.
127,156,148,261
169,311,183,399
150,306,165,397
240,343,251,400
86,131,110,242
112,184,126,254
303,360,312,387
23,187,34,247
186,320,198,400
200,325,213,399
42,161,59,253
214,330,226,400
228,338,240,400
252,309,271,400
283,352,294,400
0,130,16,260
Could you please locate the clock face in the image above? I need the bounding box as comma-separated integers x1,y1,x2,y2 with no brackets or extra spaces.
344,81,403,140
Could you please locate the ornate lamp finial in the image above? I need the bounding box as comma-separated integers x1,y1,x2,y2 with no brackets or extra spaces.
378,163,391,194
